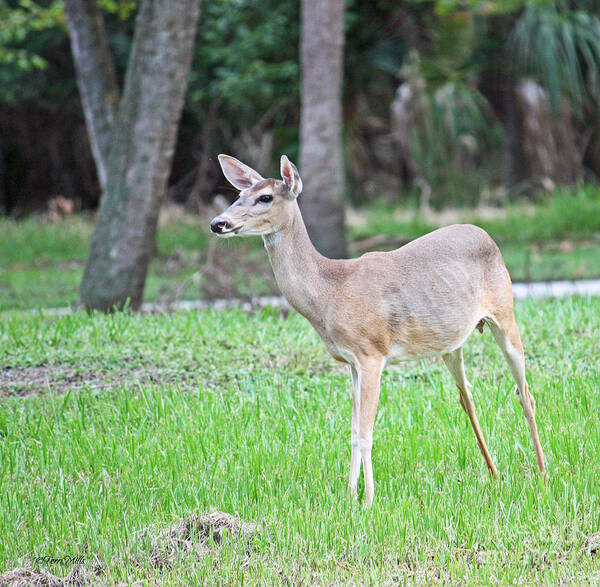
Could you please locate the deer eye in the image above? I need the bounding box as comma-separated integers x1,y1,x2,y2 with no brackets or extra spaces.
256,194,273,204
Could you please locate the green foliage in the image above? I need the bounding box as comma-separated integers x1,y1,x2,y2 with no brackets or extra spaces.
0,298,599,582
431,0,543,17
0,0,300,116
189,0,299,124
425,9,476,75
0,0,64,100
97,0,137,20
410,76,501,187
510,2,600,113
0,0,65,63
400,12,505,203
2,0,600,208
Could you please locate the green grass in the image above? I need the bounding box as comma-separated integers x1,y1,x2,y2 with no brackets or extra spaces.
0,212,275,312
2,185,600,311
352,185,600,282
1,298,599,583
353,185,600,243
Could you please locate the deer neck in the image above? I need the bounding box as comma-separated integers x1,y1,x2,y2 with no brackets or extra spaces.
262,201,339,321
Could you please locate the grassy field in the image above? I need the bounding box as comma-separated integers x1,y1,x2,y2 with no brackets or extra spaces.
0,188,599,582
1,185,600,312
351,185,600,284
1,297,599,583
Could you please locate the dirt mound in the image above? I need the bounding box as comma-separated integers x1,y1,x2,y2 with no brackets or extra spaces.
0,512,256,584
147,511,257,569
0,566,89,586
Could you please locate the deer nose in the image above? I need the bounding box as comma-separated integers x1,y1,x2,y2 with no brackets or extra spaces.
210,218,231,233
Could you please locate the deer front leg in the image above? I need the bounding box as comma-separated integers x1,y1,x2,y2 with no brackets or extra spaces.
358,357,385,506
348,365,362,499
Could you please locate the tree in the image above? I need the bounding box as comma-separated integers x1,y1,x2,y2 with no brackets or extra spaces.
507,3,600,188
299,0,347,258
65,0,201,310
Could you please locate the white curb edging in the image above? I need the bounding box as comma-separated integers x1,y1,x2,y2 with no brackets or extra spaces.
511,279,600,299
25,279,600,316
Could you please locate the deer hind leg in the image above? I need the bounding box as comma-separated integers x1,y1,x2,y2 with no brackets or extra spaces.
357,356,385,506
487,312,546,477
443,347,499,478
348,364,361,499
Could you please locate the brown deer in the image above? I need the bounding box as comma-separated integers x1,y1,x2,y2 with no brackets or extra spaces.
210,154,546,505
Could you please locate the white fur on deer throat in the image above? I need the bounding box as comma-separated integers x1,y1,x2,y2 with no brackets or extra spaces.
262,231,281,247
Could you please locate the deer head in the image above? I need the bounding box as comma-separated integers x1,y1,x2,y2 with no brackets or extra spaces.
210,154,303,238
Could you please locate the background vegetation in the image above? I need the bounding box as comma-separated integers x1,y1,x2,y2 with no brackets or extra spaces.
2,0,600,214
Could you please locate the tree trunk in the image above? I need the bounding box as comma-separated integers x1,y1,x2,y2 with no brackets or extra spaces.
299,0,347,258
64,0,119,192
390,82,417,184
507,79,583,192
583,128,600,180
504,85,528,191
77,0,201,311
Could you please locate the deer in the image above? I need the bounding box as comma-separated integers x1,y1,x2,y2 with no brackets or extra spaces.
210,154,547,506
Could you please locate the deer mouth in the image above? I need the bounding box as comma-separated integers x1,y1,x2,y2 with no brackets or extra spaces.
217,225,242,237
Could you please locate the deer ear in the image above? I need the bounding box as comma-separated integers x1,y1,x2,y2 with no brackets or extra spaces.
218,154,264,190
280,155,303,199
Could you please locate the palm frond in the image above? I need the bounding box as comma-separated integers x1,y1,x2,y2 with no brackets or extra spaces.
510,4,600,113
